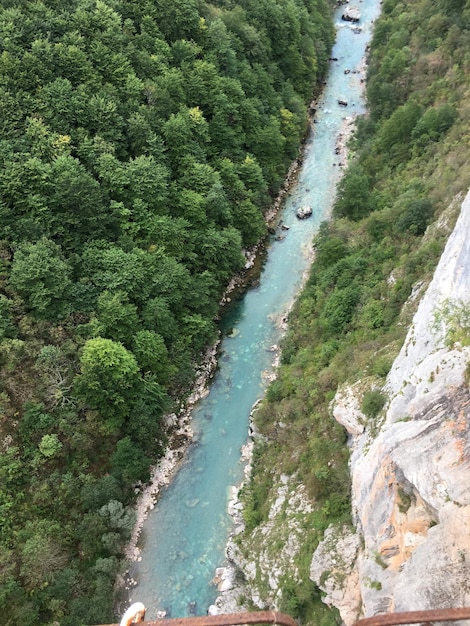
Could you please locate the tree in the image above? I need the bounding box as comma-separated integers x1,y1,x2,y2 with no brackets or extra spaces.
163,106,210,170
80,244,155,305
38,434,62,459
396,198,434,235
111,437,151,484
93,290,140,344
74,338,140,432
9,238,71,319
411,104,457,146
151,0,200,42
237,154,269,207
0,295,16,340
141,297,178,342
124,155,169,213
133,330,171,383
333,165,372,221
232,198,265,246
20,521,68,592
249,116,286,187
376,100,423,161
48,155,112,245
320,285,361,336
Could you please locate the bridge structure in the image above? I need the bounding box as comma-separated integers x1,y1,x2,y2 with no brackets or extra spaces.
98,606,470,626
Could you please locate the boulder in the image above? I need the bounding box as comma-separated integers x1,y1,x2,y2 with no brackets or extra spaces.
342,6,361,22
296,205,313,219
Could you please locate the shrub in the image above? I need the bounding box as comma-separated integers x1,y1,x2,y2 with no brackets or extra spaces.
361,389,386,418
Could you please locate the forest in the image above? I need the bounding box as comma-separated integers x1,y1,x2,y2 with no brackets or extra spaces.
0,0,335,624
239,0,470,622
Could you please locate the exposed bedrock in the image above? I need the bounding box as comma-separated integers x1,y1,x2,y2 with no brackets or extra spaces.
311,191,470,622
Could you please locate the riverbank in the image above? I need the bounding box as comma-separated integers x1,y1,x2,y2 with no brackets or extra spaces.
123,343,217,563
121,144,310,582
121,88,363,619
120,0,380,612
208,28,373,620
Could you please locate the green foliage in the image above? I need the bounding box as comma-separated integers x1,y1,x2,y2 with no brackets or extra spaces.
0,0,335,620
0,295,16,340
19,520,69,592
74,337,140,431
371,355,394,378
320,285,361,336
111,436,151,485
93,290,140,344
38,434,62,459
9,238,71,319
396,198,434,235
314,224,348,268
133,330,172,382
361,390,387,419
397,486,414,513
411,104,457,146
434,299,470,347
333,165,373,220
376,100,423,164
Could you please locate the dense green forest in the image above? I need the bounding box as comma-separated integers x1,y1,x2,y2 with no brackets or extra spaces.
0,0,336,624
240,0,470,622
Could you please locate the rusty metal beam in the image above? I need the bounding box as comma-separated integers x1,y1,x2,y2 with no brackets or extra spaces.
97,606,470,626
356,607,470,626
96,610,298,626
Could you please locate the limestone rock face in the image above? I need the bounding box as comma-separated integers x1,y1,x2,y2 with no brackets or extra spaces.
210,473,315,616
310,525,362,625
332,382,366,437
312,191,470,622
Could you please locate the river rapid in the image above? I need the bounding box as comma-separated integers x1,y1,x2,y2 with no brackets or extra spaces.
127,0,381,619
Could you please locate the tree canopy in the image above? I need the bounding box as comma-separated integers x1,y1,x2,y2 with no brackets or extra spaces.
0,0,335,623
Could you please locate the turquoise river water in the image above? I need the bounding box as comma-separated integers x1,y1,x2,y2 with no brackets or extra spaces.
128,0,381,619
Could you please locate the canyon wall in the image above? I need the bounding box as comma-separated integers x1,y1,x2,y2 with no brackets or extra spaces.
311,190,470,621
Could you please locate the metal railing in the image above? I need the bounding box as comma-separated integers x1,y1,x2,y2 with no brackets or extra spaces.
356,608,470,626
100,611,297,626
99,606,470,626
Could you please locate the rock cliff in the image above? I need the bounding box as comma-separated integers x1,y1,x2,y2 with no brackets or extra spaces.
311,190,470,621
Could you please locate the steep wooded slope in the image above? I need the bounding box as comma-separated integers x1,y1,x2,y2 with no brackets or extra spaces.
0,1,334,624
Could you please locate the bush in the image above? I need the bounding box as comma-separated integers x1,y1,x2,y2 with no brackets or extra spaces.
371,356,393,378
333,165,372,220
361,389,386,418
396,198,434,235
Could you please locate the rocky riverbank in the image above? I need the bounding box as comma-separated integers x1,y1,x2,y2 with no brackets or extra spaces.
207,35,370,625
124,341,219,565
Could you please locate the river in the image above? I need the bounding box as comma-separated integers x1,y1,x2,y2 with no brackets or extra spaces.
127,0,381,619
